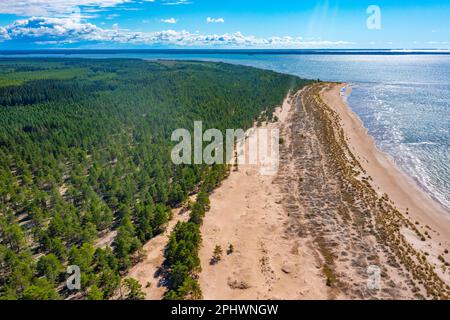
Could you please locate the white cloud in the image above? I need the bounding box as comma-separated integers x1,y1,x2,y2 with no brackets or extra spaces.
106,14,120,20
161,18,177,24
162,0,191,5
4,17,103,41
207,17,225,23
0,27,11,42
0,17,354,48
0,0,130,17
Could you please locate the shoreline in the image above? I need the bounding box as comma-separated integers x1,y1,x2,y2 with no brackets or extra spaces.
323,83,450,290
340,84,450,215
324,83,450,248
198,83,450,299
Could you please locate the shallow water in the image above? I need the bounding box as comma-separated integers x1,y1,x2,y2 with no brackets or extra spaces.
2,52,449,210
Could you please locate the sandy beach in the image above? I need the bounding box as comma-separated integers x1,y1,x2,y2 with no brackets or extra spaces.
198,93,329,299
128,82,450,300
197,83,450,299
321,84,450,287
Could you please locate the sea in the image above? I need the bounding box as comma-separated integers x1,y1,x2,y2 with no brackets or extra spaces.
1,50,449,211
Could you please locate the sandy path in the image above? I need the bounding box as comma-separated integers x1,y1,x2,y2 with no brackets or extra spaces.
126,206,190,299
198,93,329,300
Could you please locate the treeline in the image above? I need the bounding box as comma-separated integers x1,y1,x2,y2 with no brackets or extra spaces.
0,58,308,299
164,164,228,300
0,79,114,106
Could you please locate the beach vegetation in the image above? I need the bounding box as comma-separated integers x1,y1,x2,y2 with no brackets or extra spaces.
212,245,223,264
227,243,234,255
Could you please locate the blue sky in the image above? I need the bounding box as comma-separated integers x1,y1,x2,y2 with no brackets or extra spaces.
0,0,449,49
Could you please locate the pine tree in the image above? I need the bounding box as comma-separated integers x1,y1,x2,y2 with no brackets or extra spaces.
122,278,145,300
87,285,104,300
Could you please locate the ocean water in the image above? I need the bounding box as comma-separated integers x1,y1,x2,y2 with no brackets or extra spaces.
1,52,449,211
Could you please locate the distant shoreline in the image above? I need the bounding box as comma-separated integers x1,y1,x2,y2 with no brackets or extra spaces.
1,49,450,56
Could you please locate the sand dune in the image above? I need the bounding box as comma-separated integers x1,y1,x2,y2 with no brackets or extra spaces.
198,93,329,300
198,83,450,300
128,83,450,300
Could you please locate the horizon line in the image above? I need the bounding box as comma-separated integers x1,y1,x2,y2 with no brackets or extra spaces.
1,48,450,56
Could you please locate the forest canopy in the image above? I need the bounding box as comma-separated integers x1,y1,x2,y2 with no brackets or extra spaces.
0,58,308,300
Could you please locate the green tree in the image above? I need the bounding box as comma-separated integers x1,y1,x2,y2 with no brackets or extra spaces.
81,222,98,243
22,279,60,300
152,204,169,234
37,254,63,283
0,221,26,253
122,278,145,300
177,276,202,300
87,285,104,300
114,214,141,269
170,262,190,290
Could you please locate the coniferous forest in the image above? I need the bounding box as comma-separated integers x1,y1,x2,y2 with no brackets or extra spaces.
0,58,307,300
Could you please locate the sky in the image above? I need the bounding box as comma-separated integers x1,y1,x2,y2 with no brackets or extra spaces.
0,0,449,49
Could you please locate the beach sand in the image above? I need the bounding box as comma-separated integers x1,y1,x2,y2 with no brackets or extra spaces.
197,83,450,299
128,82,450,300
321,84,450,287
198,94,329,299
